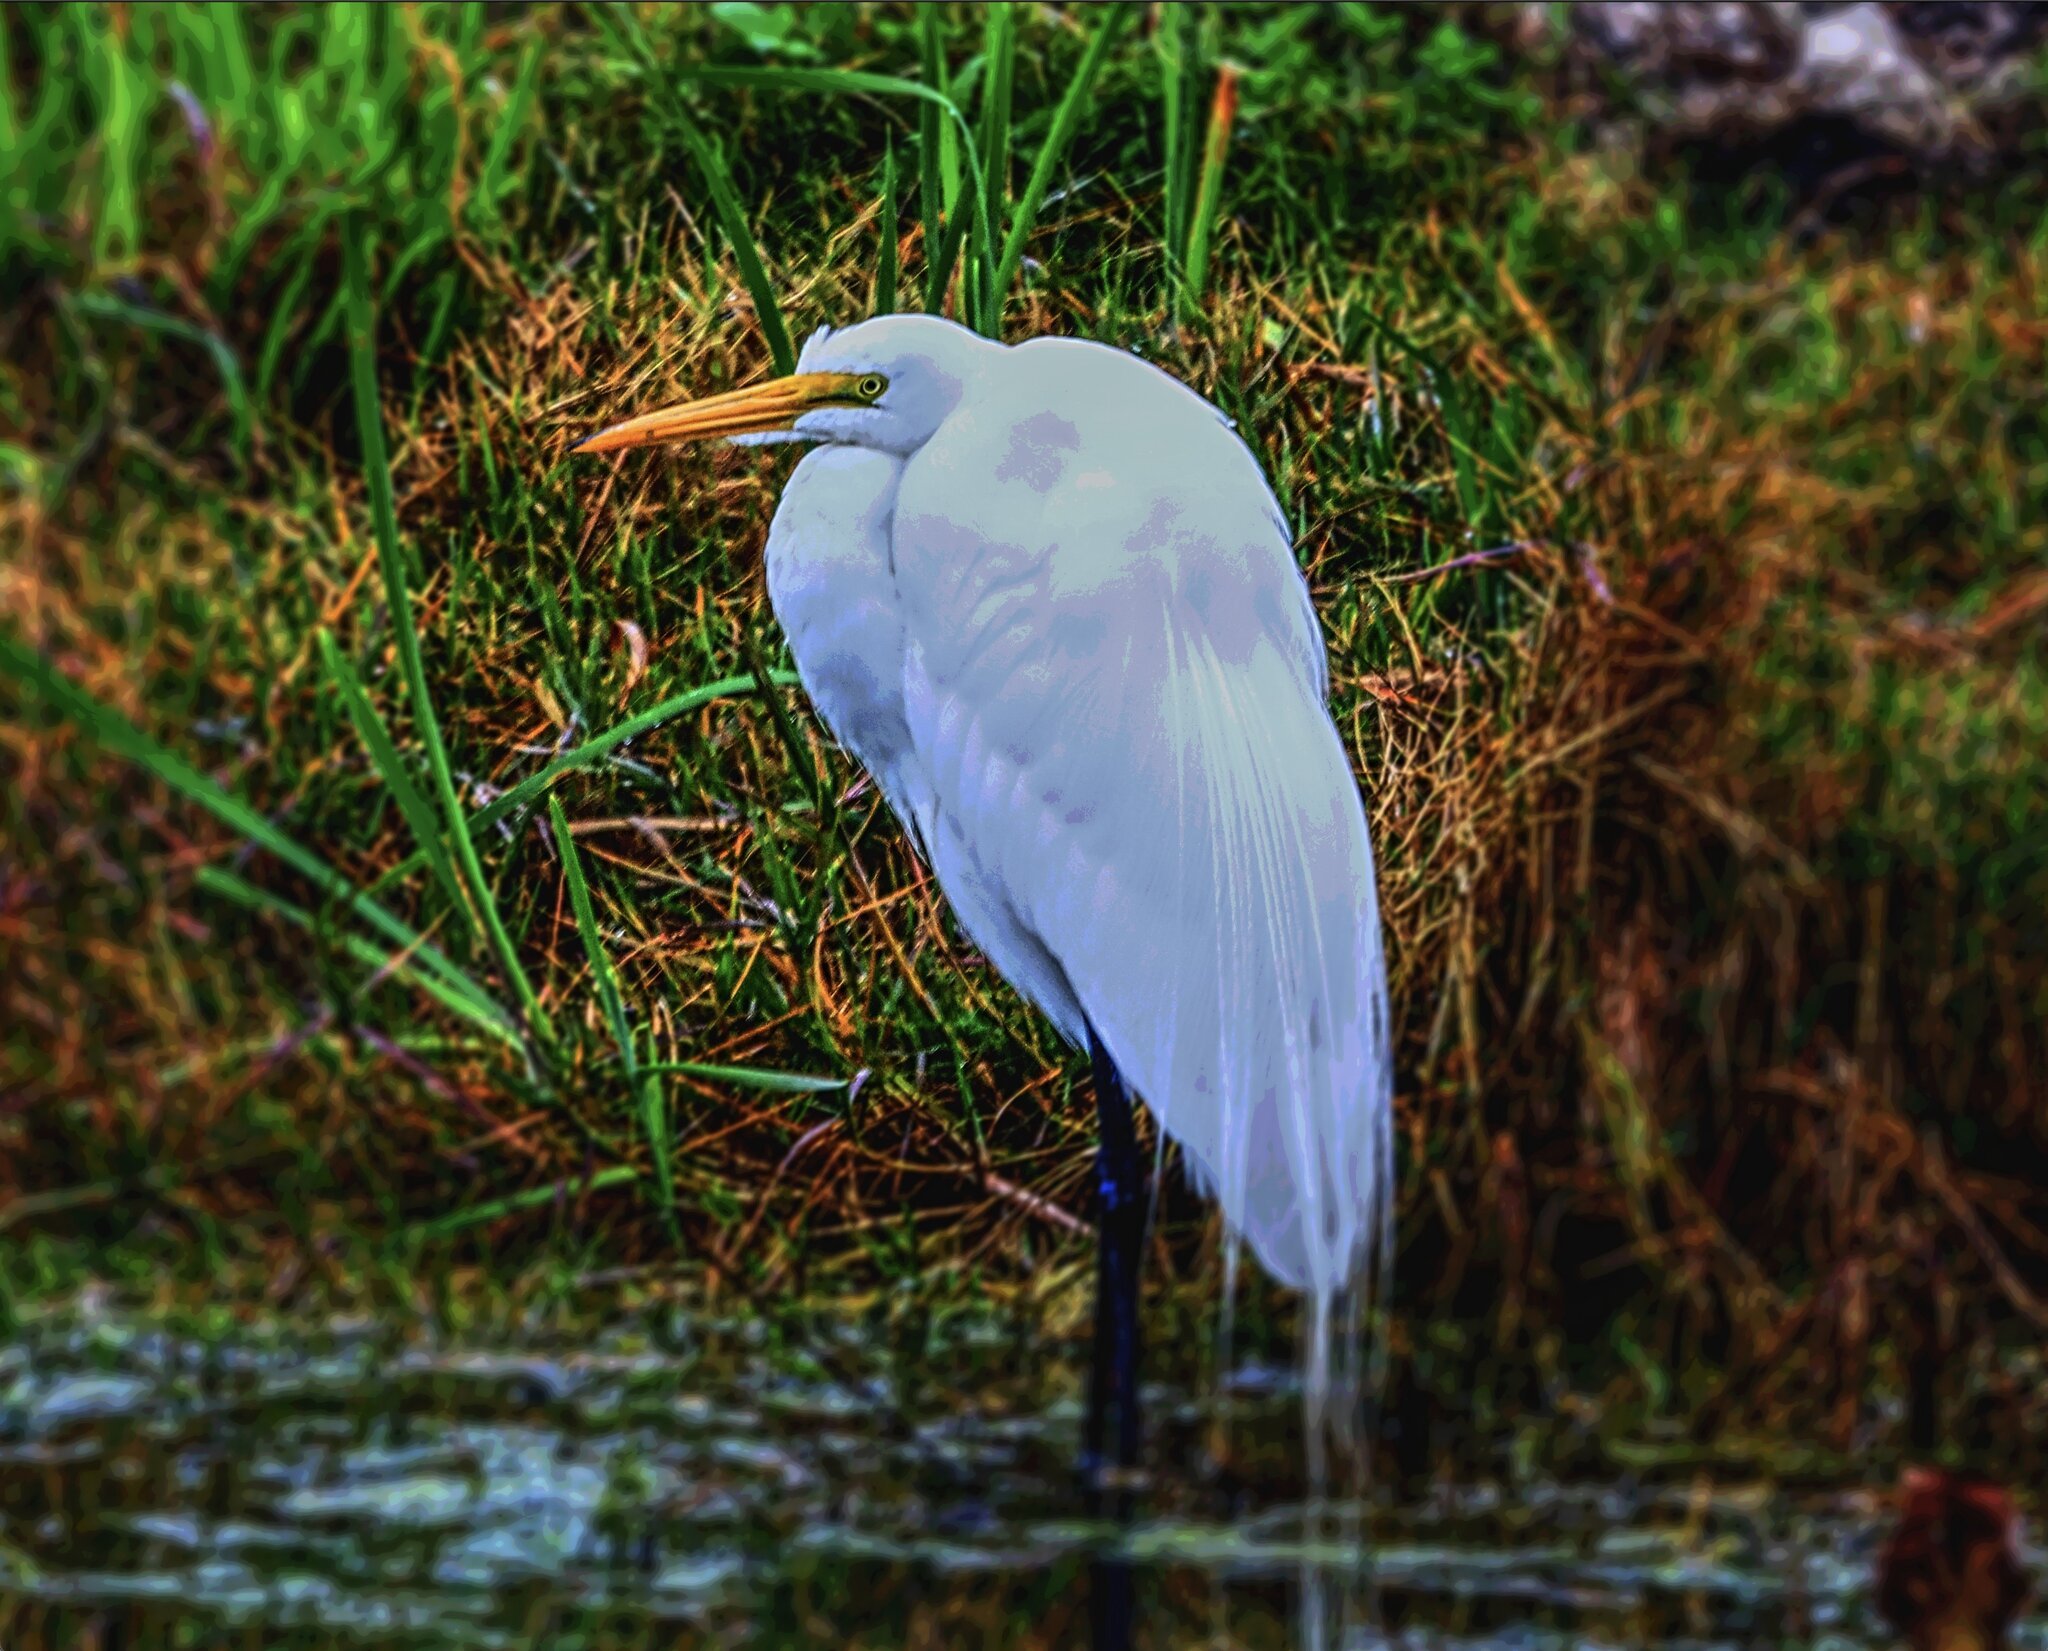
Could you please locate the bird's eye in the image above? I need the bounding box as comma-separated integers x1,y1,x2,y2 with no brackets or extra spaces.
856,374,886,401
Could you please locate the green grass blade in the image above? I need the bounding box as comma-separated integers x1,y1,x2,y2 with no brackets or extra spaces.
163,1030,483,1088
411,1164,641,1241
210,4,256,108
1160,2,1196,308
0,10,19,152
361,669,800,902
548,795,674,1219
317,626,468,924
0,632,506,1028
587,5,793,375
875,135,898,315
91,20,146,265
642,1062,847,1094
921,12,952,312
919,17,945,312
474,35,542,225
470,669,801,835
688,65,998,334
547,795,634,1067
255,229,331,399
931,190,976,328
993,2,1132,313
740,631,826,822
194,866,519,1045
980,2,1016,275
1183,61,1241,314
343,219,553,1048
692,64,966,116
70,292,252,463
669,110,795,376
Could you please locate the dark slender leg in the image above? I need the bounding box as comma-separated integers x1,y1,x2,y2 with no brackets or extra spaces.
1089,1552,1136,1650
1083,1028,1143,1651
1082,1025,1145,1501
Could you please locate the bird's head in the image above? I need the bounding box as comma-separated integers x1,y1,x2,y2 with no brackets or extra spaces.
573,313,993,460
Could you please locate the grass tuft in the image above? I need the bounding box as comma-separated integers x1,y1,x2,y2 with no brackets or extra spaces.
2,4,2044,1462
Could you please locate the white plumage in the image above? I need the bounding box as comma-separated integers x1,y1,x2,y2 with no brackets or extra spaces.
760,316,1394,1315
576,311,1395,1485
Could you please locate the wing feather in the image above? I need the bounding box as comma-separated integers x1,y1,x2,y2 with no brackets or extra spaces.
891,341,1393,1301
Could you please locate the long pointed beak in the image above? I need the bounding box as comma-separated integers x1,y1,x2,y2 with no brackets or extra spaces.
572,372,859,455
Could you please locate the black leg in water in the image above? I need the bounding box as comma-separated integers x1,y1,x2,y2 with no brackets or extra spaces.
1081,1025,1145,1496
1084,1026,1144,1651
1089,1551,1136,1651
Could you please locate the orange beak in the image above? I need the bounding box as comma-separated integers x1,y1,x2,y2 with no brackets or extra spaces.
572,372,872,455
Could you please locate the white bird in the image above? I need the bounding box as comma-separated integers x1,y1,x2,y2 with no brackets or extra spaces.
576,313,1394,1492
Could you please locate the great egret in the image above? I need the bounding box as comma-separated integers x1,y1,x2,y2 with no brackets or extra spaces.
576,314,1394,1492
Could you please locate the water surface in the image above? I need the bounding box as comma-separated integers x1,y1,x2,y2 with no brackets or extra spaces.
1,1310,2039,1648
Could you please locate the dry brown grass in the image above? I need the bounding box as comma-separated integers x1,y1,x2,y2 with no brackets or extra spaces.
5,13,2046,1469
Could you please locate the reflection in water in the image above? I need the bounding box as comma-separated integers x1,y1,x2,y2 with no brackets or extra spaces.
1088,1467,1139,1651
1091,1552,1135,1651
1,1311,2040,1649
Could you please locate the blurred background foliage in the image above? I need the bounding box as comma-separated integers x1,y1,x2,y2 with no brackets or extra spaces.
2,0,2045,1479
